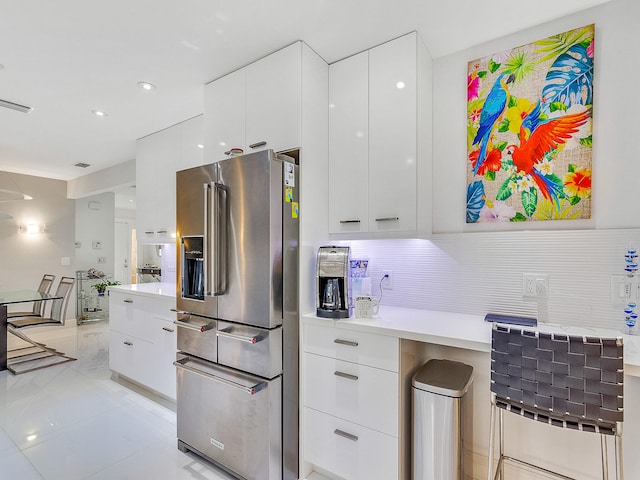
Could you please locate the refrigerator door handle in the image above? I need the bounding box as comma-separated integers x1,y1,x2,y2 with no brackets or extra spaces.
174,357,266,395
217,327,262,344
211,182,229,296
203,182,211,297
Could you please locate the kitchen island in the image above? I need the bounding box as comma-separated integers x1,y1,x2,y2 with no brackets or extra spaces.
108,282,177,400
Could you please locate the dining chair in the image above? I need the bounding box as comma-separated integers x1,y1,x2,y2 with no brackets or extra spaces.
7,276,76,374
7,273,56,318
487,323,624,480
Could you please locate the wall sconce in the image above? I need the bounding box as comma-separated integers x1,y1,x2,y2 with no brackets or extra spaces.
19,223,45,235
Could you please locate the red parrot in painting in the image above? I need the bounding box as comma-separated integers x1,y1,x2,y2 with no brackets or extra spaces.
470,73,515,175
506,104,590,204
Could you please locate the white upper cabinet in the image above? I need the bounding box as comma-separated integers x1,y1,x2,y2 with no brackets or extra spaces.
328,32,432,238
369,33,418,233
203,68,246,163
136,115,203,243
328,51,369,234
204,42,302,161
246,43,301,153
179,115,204,170
136,125,180,243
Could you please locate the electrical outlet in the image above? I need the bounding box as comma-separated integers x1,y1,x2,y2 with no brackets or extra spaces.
382,270,393,290
97,257,107,264
523,273,549,299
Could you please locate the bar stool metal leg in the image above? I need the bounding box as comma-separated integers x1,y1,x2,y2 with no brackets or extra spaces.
487,395,496,480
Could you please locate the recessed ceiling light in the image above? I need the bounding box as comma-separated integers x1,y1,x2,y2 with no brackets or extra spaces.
137,81,157,91
92,110,107,117
197,144,204,149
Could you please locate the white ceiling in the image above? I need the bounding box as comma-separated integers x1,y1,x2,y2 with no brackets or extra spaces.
0,0,611,181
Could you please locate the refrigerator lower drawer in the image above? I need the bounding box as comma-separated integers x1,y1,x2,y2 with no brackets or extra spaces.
175,353,282,480
175,313,217,363
217,320,283,378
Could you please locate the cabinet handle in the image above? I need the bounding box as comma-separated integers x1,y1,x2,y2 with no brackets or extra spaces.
248,141,267,149
334,371,358,381
162,327,175,333
156,229,168,234
144,230,155,235
375,217,399,222
334,429,358,442
123,299,133,304
339,220,361,224
123,341,133,346
334,338,358,347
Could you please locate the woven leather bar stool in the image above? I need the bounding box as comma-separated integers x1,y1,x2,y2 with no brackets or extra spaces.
487,323,624,480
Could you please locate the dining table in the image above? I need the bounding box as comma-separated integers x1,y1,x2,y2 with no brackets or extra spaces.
0,290,63,371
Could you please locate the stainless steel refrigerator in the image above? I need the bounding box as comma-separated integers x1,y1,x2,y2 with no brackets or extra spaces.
174,149,299,480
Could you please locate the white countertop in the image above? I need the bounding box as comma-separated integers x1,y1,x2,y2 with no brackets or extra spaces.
108,282,176,300
303,305,640,376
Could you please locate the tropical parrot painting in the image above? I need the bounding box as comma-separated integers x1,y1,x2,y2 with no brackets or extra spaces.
466,24,594,223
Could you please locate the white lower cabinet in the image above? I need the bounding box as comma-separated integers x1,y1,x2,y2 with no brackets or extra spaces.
303,321,400,479
109,290,177,400
304,407,398,480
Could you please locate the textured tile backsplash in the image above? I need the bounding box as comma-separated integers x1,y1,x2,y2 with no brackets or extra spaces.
339,229,640,332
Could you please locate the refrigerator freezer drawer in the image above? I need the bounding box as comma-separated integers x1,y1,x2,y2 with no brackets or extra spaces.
175,314,217,363
175,353,282,480
217,320,283,379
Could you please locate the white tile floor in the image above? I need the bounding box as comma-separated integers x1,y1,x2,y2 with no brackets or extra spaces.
1,323,237,480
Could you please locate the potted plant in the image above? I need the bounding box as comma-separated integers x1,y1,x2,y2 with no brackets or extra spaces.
92,280,121,296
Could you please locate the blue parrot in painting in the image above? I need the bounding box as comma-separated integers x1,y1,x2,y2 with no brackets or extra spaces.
471,73,515,175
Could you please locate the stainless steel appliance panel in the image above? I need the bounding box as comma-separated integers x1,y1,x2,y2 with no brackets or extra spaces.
175,313,217,363
216,150,283,328
217,320,282,379
176,353,282,480
176,164,219,318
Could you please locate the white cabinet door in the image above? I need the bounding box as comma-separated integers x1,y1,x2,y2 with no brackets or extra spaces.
109,330,154,387
368,33,417,233
245,42,301,154
203,68,246,163
179,115,204,170
136,134,160,239
304,353,398,436
328,51,369,234
136,125,180,242
304,407,398,480
152,319,177,400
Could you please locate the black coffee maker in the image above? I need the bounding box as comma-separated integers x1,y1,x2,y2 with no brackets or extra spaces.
316,246,351,318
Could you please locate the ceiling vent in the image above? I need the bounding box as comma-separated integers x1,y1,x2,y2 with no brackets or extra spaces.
0,98,33,113
74,162,91,168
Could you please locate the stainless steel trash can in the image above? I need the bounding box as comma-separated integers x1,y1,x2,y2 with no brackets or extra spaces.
412,359,474,480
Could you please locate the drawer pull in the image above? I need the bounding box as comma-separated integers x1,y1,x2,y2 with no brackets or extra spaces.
334,429,358,442
334,338,358,347
248,141,267,149
334,371,358,381
162,327,175,333
339,220,361,224
123,299,133,304
123,341,133,346
217,327,261,344
375,216,399,222
174,319,214,333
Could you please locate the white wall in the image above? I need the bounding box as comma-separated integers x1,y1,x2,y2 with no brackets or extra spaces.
0,172,76,319
75,192,115,279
